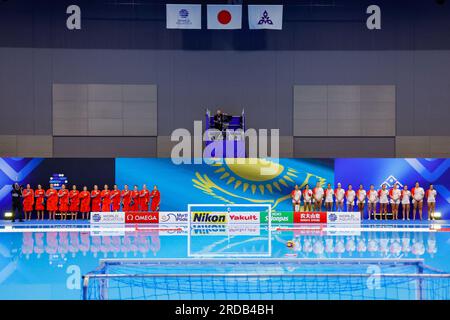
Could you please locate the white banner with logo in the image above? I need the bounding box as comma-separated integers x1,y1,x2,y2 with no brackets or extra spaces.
228,212,260,224
207,5,242,30
248,5,283,30
90,225,126,237
159,211,189,224
90,212,125,224
326,212,361,225
191,224,260,236
166,4,201,29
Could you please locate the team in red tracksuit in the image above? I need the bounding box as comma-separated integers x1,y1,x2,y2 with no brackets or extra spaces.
150,186,161,212
46,185,58,220
79,187,91,220
69,186,80,220
100,185,111,212
121,185,132,211
22,184,34,221
110,185,121,212
58,185,70,220
130,186,140,211
34,185,45,220
91,186,101,212
15,183,168,220
139,185,150,211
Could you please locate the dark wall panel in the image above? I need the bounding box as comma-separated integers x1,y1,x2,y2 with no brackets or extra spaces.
53,137,157,157
294,137,396,157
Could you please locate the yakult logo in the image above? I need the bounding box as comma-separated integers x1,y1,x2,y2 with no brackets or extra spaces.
228,212,260,224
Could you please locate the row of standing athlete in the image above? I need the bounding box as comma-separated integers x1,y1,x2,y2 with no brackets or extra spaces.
19,183,160,221
291,181,438,221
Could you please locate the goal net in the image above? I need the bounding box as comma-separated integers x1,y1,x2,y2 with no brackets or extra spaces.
82,258,450,300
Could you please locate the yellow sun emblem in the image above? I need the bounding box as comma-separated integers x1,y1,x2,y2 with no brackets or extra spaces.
192,158,326,210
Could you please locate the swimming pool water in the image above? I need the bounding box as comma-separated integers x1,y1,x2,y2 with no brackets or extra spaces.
0,221,449,300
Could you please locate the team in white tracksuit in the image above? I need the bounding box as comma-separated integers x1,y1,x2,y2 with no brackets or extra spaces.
289,182,437,220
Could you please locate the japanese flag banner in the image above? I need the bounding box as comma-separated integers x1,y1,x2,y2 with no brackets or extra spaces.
207,5,242,30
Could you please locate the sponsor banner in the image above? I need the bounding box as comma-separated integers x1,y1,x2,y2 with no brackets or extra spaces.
207,4,242,30
158,225,188,236
294,226,323,236
228,212,260,224
90,224,126,237
191,224,260,236
326,212,361,225
159,211,292,224
294,211,327,224
325,224,361,236
191,212,227,224
261,211,293,223
228,225,260,235
159,211,189,223
248,5,283,30
125,212,159,224
192,224,227,236
166,4,201,29
90,212,125,224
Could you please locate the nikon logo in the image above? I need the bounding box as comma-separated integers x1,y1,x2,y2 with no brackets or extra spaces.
192,212,227,223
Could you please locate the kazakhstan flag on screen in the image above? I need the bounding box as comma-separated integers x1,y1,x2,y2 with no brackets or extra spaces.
115,158,334,211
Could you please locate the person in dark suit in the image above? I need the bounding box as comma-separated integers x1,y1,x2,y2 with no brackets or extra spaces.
213,109,226,132
213,109,232,138
11,183,23,222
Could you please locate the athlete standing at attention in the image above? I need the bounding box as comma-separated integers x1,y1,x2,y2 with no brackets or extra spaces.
334,183,345,212
22,184,34,221
46,184,58,221
345,184,356,212
58,184,69,220
426,184,437,220
110,185,121,212
91,185,101,212
411,182,425,220
389,184,401,220
303,185,313,212
324,183,334,211
121,184,131,211
401,185,411,220
69,185,80,220
34,184,45,221
139,184,150,211
312,182,324,212
367,185,378,220
356,184,367,219
291,185,302,212
150,185,161,212
378,184,389,220
79,186,91,220
101,185,111,212
130,185,140,211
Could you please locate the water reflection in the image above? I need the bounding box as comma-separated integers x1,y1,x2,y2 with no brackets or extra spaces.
274,230,437,259
19,226,441,263
21,230,161,262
